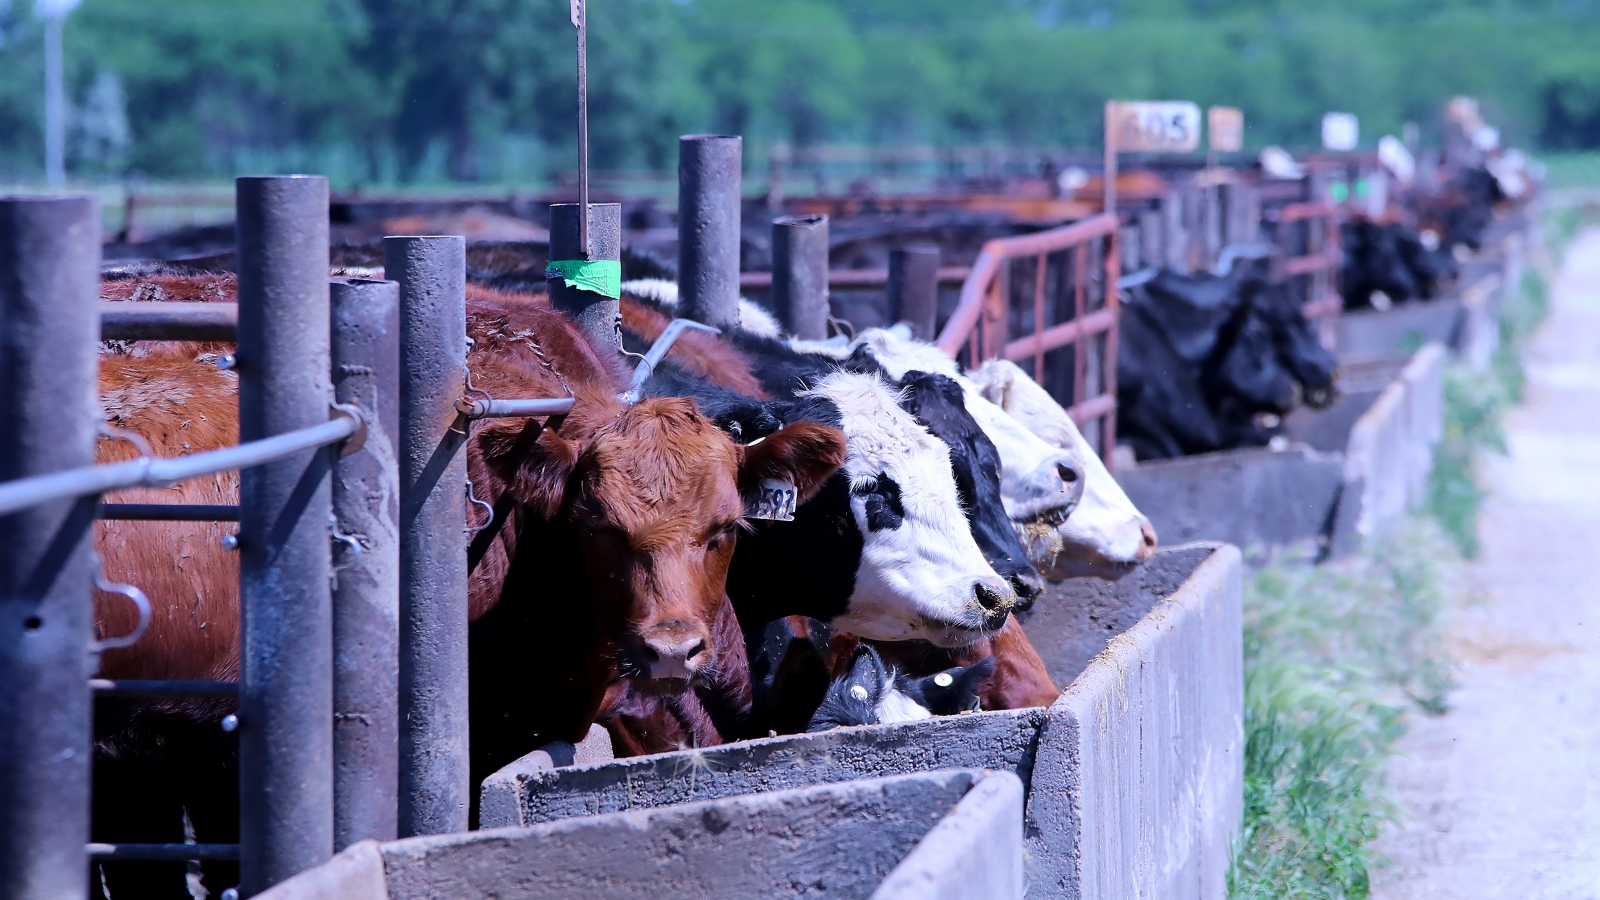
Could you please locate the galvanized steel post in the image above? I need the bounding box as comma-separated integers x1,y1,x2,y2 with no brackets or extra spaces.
771,214,829,340
887,246,940,342
548,203,621,352
384,236,470,838
0,195,100,900
329,278,401,850
678,135,743,330
235,175,335,895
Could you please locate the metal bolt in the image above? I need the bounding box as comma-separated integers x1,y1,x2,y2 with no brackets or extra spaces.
221,714,239,733
216,353,236,371
220,534,240,551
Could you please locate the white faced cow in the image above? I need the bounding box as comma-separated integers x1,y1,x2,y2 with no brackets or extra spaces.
809,327,1156,581
968,358,1157,579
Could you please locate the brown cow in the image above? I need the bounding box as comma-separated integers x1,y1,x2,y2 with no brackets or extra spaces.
89,282,845,895
619,291,1060,714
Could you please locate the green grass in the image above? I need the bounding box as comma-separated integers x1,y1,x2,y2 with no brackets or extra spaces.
1230,209,1570,899
1229,524,1459,900
1536,152,1600,192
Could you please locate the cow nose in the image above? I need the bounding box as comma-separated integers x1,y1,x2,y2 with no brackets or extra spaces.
1008,569,1044,612
641,633,708,681
1134,520,1158,562
972,579,1014,632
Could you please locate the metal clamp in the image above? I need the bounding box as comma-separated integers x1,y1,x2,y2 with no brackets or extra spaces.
619,318,723,404
466,480,494,536
90,556,151,652
330,402,366,457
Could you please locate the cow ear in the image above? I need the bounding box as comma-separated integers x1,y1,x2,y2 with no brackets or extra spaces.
739,421,846,503
475,421,579,519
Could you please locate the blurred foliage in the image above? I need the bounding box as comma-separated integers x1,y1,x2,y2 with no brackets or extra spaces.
6,0,1600,183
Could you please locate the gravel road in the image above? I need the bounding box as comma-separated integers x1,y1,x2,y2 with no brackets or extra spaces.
1370,230,1600,899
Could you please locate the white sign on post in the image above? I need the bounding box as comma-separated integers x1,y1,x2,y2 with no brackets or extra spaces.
1321,112,1360,151
1108,101,1203,154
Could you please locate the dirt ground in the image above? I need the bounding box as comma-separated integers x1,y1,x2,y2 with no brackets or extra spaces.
1370,230,1600,899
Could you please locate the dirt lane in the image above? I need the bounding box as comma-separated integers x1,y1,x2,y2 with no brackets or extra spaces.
1371,231,1600,899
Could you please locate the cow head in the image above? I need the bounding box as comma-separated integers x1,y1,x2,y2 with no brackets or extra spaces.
797,372,1015,645
478,396,843,692
969,359,1158,580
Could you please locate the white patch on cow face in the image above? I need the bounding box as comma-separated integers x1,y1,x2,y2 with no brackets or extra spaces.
800,371,1011,645
876,678,933,724
836,329,1083,525
969,359,1156,579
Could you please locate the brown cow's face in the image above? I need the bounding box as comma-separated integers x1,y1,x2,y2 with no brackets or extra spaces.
506,397,844,692
569,401,743,691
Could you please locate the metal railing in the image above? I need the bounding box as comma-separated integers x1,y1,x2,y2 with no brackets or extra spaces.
1268,199,1343,346
936,213,1122,465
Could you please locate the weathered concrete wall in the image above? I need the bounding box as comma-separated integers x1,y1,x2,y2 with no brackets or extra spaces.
1116,445,1344,553
870,771,1025,900
486,703,1047,828
257,770,1022,900
1336,298,1463,364
1027,544,1244,900
476,544,1243,900
1331,343,1447,553
1116,342,1444,559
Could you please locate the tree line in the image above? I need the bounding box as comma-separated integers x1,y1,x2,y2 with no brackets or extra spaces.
2,0,1599,184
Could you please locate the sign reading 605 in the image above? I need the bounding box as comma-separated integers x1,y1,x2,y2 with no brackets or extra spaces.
1108,101,1203,153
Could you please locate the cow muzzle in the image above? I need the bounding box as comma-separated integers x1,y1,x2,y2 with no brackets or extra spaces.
1005,455,1086,526
971,577,1015,633
634,626,710,682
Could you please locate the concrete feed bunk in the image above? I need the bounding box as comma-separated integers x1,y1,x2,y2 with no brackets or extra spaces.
254,769,1022,900
480,543,1244,900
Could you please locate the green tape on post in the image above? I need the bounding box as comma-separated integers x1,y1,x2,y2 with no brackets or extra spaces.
545,259,622,299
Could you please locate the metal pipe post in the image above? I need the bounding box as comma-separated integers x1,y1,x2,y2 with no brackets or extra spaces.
329,278,401,850
384,235,469,838
0,195,100,900
678,135,743,330
548,203,621,352
235,175,335,896
887,245,940,342
771,214,829,340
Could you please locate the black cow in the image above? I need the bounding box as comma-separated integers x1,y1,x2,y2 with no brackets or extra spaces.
1117,263,1339,460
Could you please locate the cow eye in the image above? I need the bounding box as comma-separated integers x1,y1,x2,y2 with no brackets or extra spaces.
856,472,905,532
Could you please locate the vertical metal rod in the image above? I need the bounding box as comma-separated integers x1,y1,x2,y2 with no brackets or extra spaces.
1102,101,1117,219
0,194,100,900
384,235,469,839
886,245,939,342
1074,243,1088,410
235,175,334,896
1032,253,1047,383
43,16,66,190
1102,231,1121,469
329,278,401,851
678,134,743,330
573,0,589,259
771,214,829,340
549,202,621,352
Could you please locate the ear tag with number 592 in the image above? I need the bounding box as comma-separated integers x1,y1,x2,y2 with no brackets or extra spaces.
745,478,797,522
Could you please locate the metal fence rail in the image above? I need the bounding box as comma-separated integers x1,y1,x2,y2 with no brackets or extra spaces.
936,212,1121,464
1269,199,1343,346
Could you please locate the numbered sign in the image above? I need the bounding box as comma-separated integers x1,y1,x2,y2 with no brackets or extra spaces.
1321,112,1359,151
1108,102,1202,153
1208,106,1244,153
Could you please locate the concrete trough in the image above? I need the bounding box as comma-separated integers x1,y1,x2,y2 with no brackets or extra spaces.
477,542,1243,900
1117,343,1447,557
254,768,1022,900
